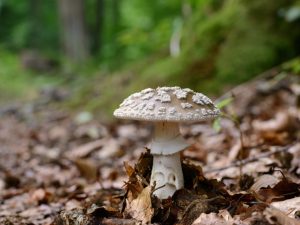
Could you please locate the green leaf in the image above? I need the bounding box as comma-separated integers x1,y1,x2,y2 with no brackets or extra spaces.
216,97,233,109
213,117,221,133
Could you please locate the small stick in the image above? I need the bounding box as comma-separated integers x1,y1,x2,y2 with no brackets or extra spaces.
204,144,292,173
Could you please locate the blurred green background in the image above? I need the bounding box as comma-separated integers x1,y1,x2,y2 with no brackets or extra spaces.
1,0,300,118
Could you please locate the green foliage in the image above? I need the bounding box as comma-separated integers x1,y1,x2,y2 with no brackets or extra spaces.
212,117,222,133
104,0,239,95
216,0,300,84
68,0,300,118
121,0,300,93
0,0,59,52
114,0,181,64
216,97,233,109
213,97,233,132
1,0,300,118
283,57,300,74
0,48,64,103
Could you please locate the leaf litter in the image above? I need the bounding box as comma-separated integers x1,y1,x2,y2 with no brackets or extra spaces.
0,69,299,224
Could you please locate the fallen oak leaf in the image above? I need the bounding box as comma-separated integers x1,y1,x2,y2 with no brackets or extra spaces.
30,188,53,204
264,207,300,225
74,158,99,181
271,197,300,219
192,210,245,225
250,174,280,193
123,151,152,200
256,177,300,203
125,186,154,225
69,139,106,158
98,138,121,158
252,111,290,132
124,161,135,177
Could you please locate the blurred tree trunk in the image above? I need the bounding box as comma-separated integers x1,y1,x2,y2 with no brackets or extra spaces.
92,0,105,54
58,0,89,63
181,0,192,19
29,0,40,48
111,0,121,61
112,0,120,31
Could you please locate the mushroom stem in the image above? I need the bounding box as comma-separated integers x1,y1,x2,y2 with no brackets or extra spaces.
151,152,183,199
150,122,189,199
150,122,189,155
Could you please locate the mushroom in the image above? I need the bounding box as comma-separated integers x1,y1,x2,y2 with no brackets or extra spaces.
114,87,220,199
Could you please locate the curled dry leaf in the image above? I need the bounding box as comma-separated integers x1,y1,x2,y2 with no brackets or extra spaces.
192,210,245,225
264,207,300,225
74,124,105,139
48,125,68,141
123,152,150,199
98,138,121,158
31,188,52,204
65,199,82,211
250,174,280,193
70,139,106,158
74,158,98,181
252,111,290,132
271,197,300,218
125,186,153,225
256,177,300,203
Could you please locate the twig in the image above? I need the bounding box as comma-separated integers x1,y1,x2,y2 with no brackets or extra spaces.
204,144,293,173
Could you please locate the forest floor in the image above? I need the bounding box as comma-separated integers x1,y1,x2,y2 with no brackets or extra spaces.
0,69,299,225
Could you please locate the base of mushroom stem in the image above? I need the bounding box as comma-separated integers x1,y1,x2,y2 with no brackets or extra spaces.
150,152,184,199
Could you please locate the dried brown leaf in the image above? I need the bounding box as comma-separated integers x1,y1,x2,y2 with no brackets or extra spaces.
271,197,300,218
74,158,98,181
264,207,300,225
124,161,135,177
192,210,247,225
125,186,153,225
250,175,279,193
252,111,290,132
257,178,300,203
70,139,105,158
31,188,52,204
98,138,121,158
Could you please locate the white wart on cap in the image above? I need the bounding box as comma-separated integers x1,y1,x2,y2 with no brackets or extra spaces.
113,87,220,122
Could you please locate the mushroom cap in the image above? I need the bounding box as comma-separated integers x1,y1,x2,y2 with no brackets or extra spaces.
114,87,220,122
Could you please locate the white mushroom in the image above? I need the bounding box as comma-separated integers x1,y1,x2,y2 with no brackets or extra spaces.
114,86,219,199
